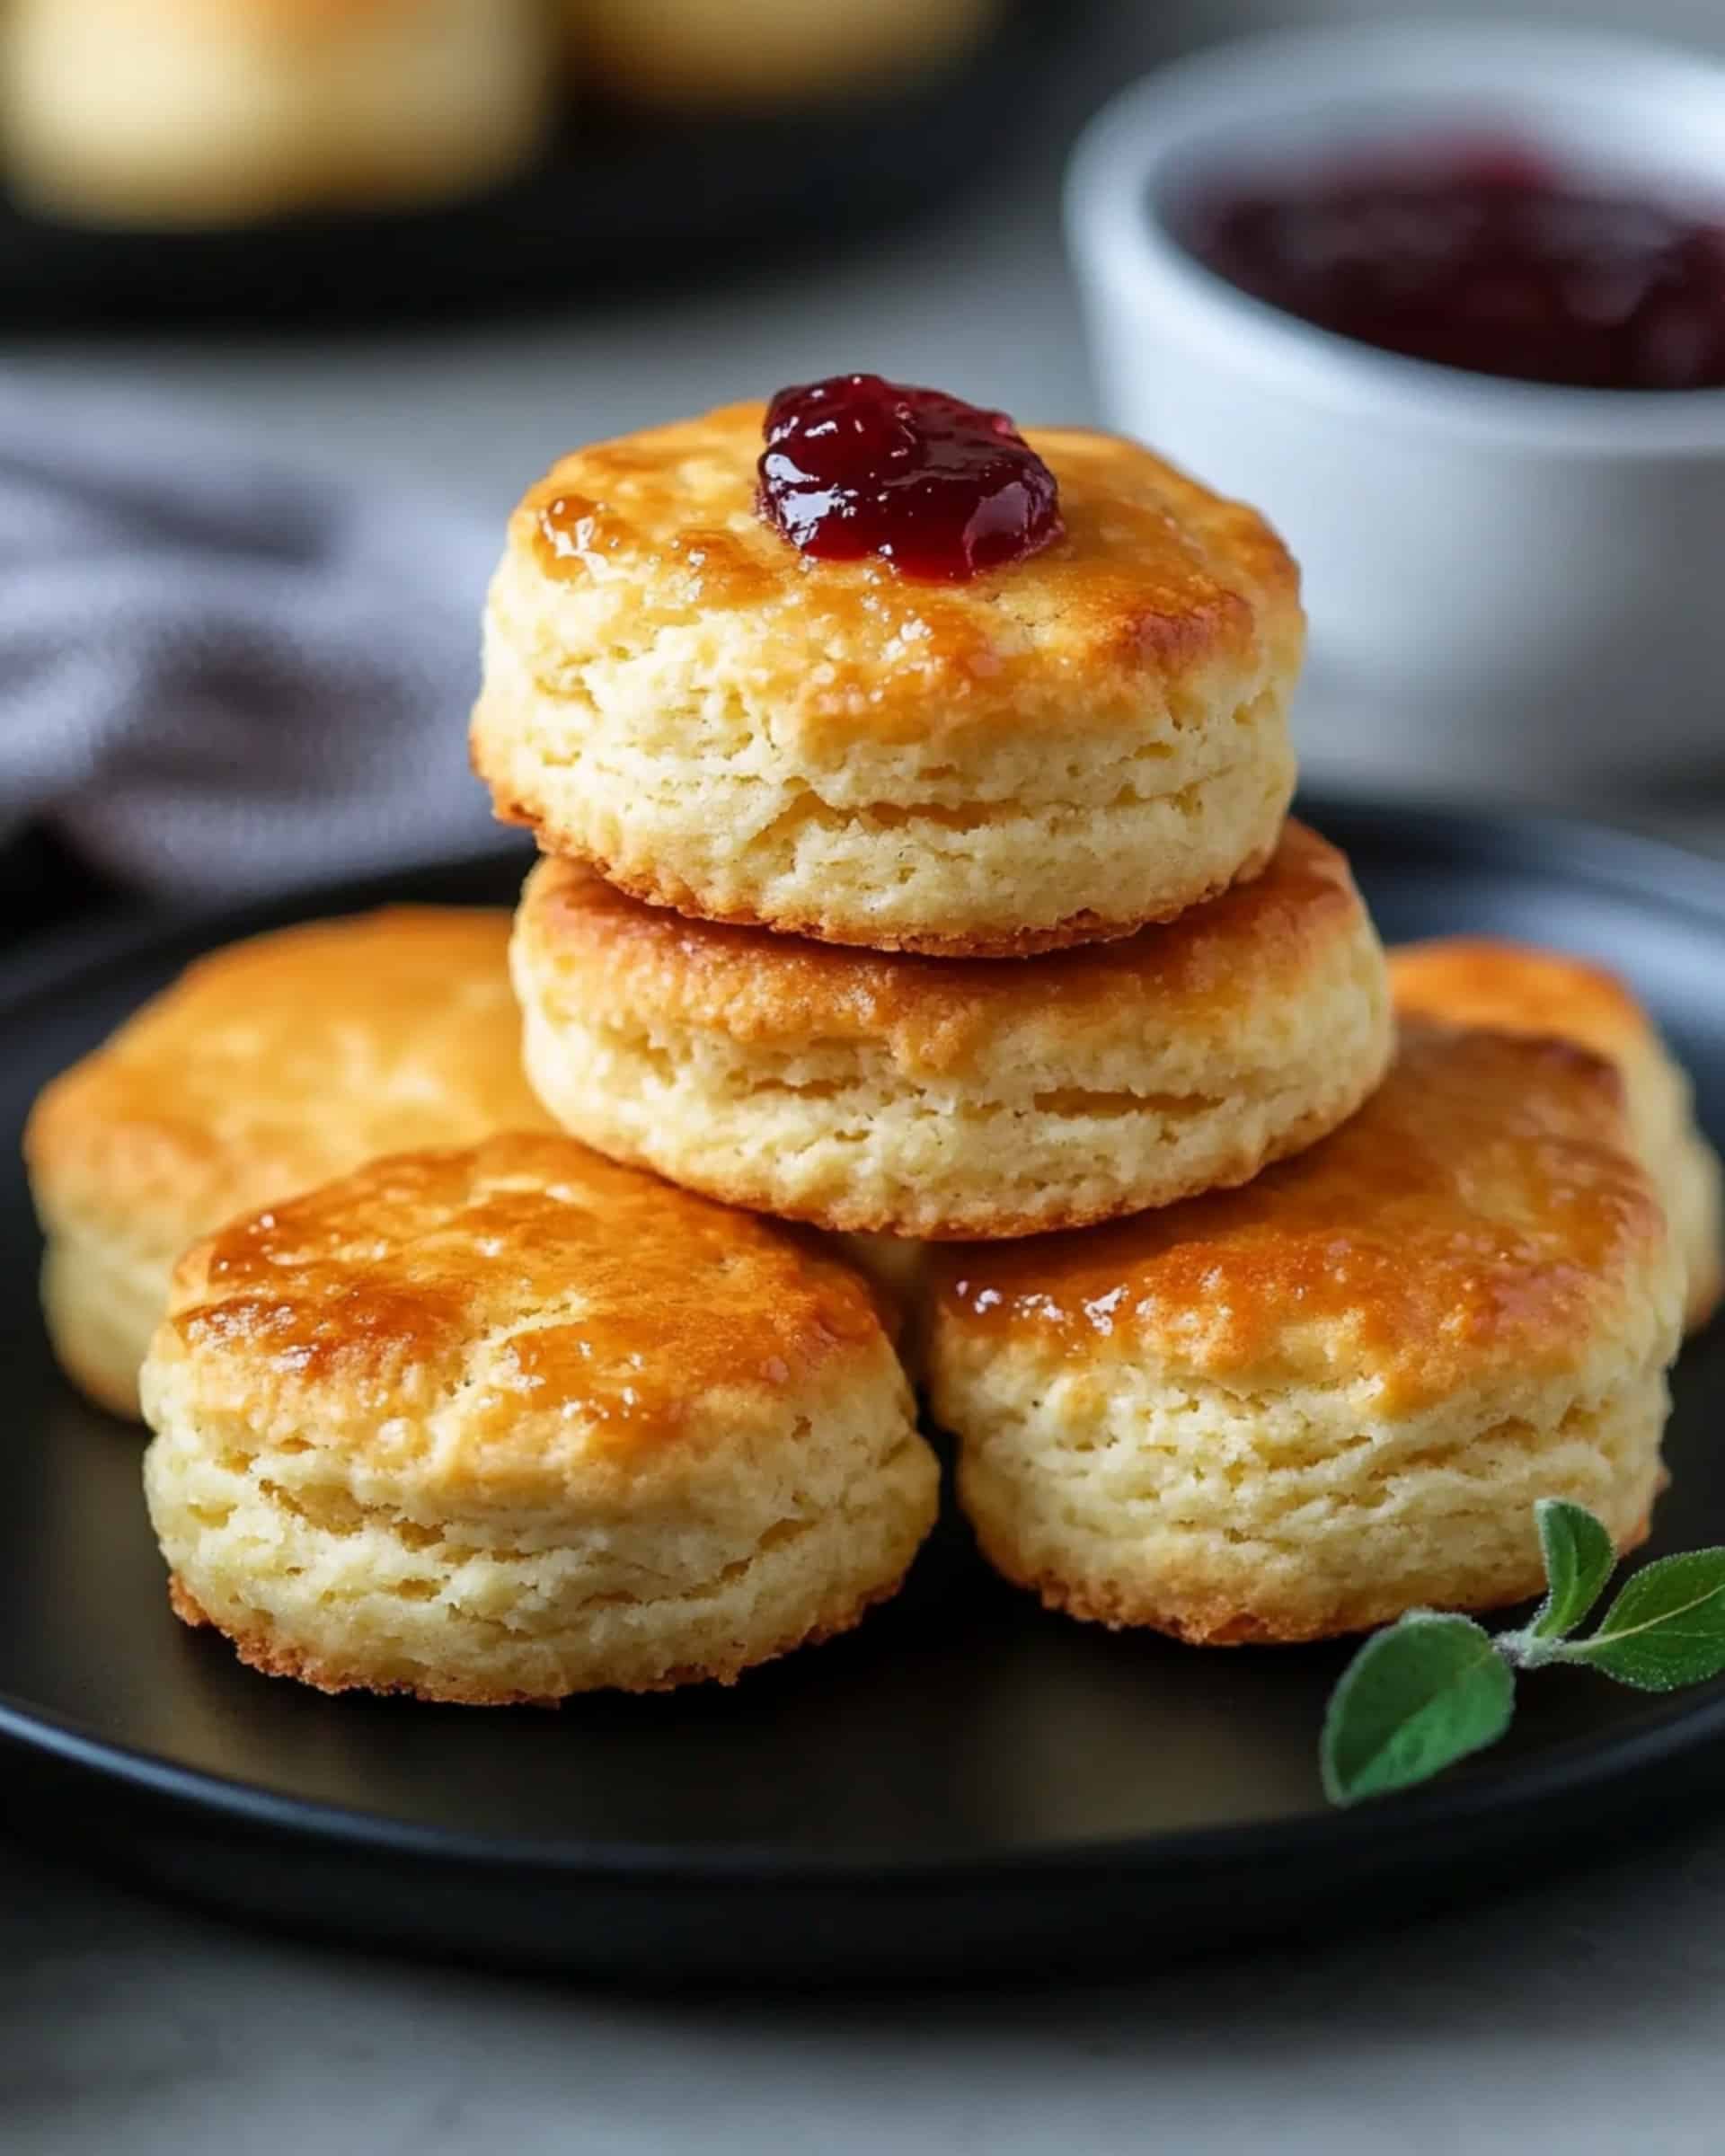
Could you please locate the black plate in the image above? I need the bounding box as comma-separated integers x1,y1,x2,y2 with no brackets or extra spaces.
4,799,1725,1984
0,6,1057,328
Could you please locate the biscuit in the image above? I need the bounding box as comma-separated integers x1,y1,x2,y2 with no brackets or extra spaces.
511,821,1392,1239
25,907,555,1420
142,1134,937,1701
928,1021,1684,1645
472,402,1302,955
1391,937,1722,1333
576,0,999,110
4,0,551,228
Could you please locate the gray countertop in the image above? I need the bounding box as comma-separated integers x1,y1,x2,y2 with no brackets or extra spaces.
9,10,1725,2143
8,1816,1725,2154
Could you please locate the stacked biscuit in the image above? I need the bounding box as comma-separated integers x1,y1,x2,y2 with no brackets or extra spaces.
481,403,1703,1649
27,394,1721,1703
483,408,1385,1237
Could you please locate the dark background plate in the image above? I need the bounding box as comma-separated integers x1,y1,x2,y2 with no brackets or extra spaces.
3,797,1725,1984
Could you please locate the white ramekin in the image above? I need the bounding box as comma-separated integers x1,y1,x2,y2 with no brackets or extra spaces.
1066,22,1725,800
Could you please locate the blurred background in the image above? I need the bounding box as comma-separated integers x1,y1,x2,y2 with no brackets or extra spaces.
5,0,1720,499
3,0,1724,930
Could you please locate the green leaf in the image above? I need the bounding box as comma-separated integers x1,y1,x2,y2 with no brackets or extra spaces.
1321,1613,1516,1806
1529,1499,1617,1641
1561,1550,1725,1691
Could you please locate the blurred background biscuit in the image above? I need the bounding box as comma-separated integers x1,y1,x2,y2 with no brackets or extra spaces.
1390,936,1723,1334
142,1133,937,1701
573,0,1002,111
24,906,554,1418
511,821,1391,1239
473,402,1302,956
928,1020,1685,1646
3,0,553,227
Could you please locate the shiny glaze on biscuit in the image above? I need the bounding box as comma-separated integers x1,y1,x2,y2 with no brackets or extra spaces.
933,1021,1665,1416
520,822,1358,1074
172,1134,884,1468
522,402,1300,739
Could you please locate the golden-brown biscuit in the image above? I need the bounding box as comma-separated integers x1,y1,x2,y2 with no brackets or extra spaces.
3,0,552,228
472,402,1302,955
929,1020,1684,1645
142,1134,938,1701
511,822,1391,1239
24,907,555,1420
575,0,999,110
1390,936,1722,1333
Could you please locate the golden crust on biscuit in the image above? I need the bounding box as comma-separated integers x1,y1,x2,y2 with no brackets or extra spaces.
143,1134,937,1701
512,821,1392,1238
1390,936,1722,1332
502,406,1296,713
164,1135,880,1467
929,1021,1684,1645
25,906,554,1418
938,1022,1662,1412
472,402,1301,953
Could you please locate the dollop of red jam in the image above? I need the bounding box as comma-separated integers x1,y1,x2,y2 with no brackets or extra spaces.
756,374,1064,579
1179,143,1725,390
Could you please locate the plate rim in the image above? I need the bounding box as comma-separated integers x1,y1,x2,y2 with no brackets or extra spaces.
5,790,1725,1899
4,1668,1725,1890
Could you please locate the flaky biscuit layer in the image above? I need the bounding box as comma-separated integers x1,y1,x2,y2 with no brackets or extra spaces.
512,823,1391,1238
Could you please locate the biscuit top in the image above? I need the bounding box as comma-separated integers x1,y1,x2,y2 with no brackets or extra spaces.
518,822,1367,1074
163,1135,888,1488
505,402,1300,744
1389,937,1653,1069
26,907,553,1247
933,1021,1672,1415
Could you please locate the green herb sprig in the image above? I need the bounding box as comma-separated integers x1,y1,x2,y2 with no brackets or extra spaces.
1321,1500,1725,1806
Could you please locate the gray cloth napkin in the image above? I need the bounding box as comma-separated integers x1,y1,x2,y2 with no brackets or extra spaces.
0,381,508,904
